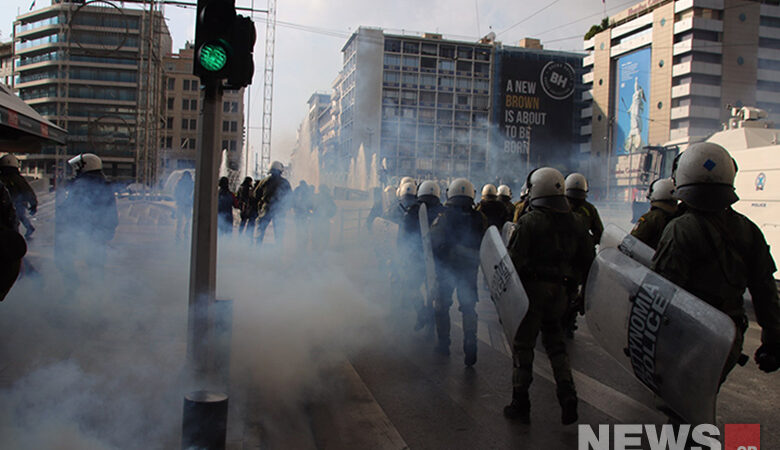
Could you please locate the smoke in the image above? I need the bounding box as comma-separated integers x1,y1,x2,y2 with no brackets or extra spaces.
0,189,393,448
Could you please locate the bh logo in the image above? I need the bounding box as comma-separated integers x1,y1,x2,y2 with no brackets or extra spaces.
578,423,760,450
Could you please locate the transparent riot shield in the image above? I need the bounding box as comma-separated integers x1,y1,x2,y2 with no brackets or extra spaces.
418,203,437,305
501,221,517,246
585,248,736,424
599,223,655,267
479,226,529,345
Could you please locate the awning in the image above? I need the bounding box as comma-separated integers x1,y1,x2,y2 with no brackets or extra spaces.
0,83,67,152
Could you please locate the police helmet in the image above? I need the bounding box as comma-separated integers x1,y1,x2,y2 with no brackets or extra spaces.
497,185,512,198
398,181,417,197
672,142,738,211
527,167,569,211
564,173,589,200
447,178,475,200
270,161,284,173
0,154,19,168
481,184,497,199
418,180,440,198
647,178,676,202
400,176,416,187
67,153,103,173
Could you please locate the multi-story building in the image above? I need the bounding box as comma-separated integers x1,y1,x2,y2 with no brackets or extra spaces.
160,44,245,178
12,0,171,183
581,0,780,201
0,42,13,86
305,27,584,187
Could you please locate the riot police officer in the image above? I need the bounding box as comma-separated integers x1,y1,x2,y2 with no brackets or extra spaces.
652,142,780,381
429,178,487,366
497,184,515,219
631,177,677,249
506,168,594,424
476,184,512,230
565,173,604,244
253,161,291,246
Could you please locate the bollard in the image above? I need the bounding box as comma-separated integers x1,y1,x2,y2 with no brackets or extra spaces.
212,299,233,389
181,390,228,450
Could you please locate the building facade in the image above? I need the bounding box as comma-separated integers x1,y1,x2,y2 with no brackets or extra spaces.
0,42,12,86
581,0,780,201
159,44,245,179
12,0,171,183
300,27,584,188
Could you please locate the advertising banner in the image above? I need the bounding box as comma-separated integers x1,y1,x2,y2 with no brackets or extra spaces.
494,51,578,178
614,47,651,156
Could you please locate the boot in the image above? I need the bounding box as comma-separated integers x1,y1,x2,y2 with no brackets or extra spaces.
561,396,578,425
503,391,530,423
463,337,477,367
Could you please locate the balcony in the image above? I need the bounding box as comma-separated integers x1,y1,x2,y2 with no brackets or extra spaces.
673,39,722,56
671,83,721,99
581,106,593,119
672,61,721,77
669,104,721,121
580,124,592,136
582,72,594,84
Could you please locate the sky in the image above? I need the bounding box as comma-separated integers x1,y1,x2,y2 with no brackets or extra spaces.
0,0,641,163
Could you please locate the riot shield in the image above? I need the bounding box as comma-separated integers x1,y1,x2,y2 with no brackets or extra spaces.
501,221,517,246
418,203,437,307
479,226,529,345
599,223,655,267
585,248,736,424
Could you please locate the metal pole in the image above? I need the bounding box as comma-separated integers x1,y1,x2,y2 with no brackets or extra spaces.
187,81,222,376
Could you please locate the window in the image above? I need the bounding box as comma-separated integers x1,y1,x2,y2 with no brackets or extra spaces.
182,99,189,110
167,97,174,109
402,73,417,86
420,74,436,87
383,89,400,104
181,118,189,130
231,102,238,113
457,61,472,73
474,62,490,76
165,137,172,148
189,138,196,149
167,78,175,90
438,77,454,89
230,121,237,132
191,79,199,90
439,45,455,59
421,43,437,55
384,39,401,52
181,138,188,148
421,57,436,70
221,140,229,150
474,79,489,91
438,60,455,71
457,46,473,59
222,121,229,132
403,41,419,53
230,140,237,151
384,54,401,66
190,119,197,130
183,79,190,90
383,105,398,118
401,90,417,104
420,91,435,104
190,99,198,110
456,78,471,90
383,71,400,83
456,95,471,106
402,56,419,69
166,117,173,129
223,101,230,113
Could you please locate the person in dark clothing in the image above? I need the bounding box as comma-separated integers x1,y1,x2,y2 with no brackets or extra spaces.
429,178,488,366
505,167,594,425
236,176,258,236
252,161,291,246
218,177,236,235
564,173,604,244
0,154,37,239
0,180,24,301
476,183,512,230
58,153,118,279
497,184,515,219
292,180,315,249
311,184,337,251
174,171,194,242
630,177,678,249
399,180,446,331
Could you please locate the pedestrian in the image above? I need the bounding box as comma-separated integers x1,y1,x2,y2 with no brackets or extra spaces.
429,178,487,366
236,177,258,236
174,171,194,242
59,153,118,279
505,167,594,425
252,161,291,246
0,154,37,239
217,176,236,235
476,184,512,230
651,142,780,386
630,177,678,249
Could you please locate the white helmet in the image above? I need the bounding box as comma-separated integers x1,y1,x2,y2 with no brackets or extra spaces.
647,177,676,202
398,181,417,197
481,184,497,198
68,153,103,173
447,178,475,199
400,176,415,187
497,185,512,198
564,173,588,200
418,180,440,198
673,142,738,211
270,161,284,173
0,154,19,168
527,167,569,211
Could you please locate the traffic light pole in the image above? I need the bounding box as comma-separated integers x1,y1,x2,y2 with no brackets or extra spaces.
187,80,223,377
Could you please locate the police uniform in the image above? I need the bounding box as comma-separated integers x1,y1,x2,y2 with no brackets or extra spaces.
253,168,291,245
476,197,512,229
568,198,604,244
631,202,677,249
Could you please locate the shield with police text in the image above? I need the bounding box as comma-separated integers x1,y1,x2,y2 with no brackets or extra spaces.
479,226,529,344
585,248,736,424
501,221,517,246
418,203,437,306
599,223,655,267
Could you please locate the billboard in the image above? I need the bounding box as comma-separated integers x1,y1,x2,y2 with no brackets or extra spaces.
614,47,651,156
493,51,578,180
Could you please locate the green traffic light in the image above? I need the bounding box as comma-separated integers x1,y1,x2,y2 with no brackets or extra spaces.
199,43,227,72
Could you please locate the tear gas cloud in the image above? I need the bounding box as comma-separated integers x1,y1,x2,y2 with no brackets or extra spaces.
0,194,396,449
